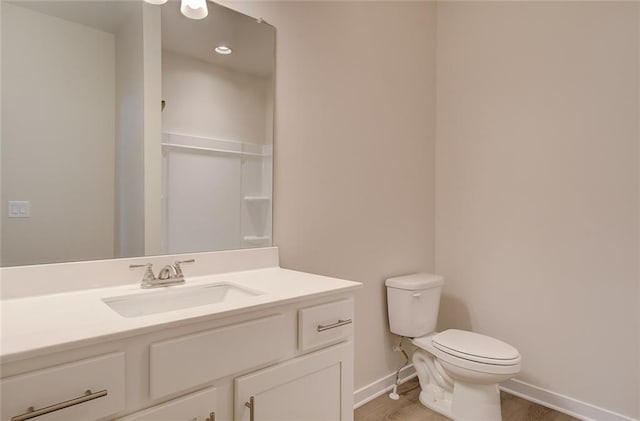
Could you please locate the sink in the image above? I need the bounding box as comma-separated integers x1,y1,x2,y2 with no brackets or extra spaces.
102,282,265,318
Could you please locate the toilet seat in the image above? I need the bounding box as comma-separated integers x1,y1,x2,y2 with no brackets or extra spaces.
413,330,521,375
432,329,521,365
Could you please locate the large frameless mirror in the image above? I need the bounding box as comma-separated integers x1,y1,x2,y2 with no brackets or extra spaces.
1,0,275,267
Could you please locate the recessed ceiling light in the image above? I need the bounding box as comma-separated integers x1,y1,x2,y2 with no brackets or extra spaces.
215,45,232,55
180,0,208,20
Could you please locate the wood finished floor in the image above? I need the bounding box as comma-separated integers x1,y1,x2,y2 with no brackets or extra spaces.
354,378,579,421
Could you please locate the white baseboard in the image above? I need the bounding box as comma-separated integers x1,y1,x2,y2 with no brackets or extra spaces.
500,379,637,421
354,368,638,421
353,364,417,409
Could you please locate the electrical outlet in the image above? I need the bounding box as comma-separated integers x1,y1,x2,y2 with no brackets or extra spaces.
8,201,31,218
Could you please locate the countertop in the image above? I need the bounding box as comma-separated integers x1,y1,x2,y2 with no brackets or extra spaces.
0,267,361,363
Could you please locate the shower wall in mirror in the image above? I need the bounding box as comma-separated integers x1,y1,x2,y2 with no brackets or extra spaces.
0,0,275,267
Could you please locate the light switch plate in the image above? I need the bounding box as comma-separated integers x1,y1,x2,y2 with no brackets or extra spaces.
8,201,31,218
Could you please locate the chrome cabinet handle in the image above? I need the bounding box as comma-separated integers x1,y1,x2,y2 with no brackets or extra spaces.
205,411,216,421
11,389,108,421
317,318,353,332
244,396,255,421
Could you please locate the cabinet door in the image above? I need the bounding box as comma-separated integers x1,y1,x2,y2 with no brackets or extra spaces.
115,387,216,421
234,343,353,421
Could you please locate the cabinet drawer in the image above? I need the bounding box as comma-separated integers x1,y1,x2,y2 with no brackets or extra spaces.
298,299,353,352
150,314,288,399
0,352,125,421
115,387,216,421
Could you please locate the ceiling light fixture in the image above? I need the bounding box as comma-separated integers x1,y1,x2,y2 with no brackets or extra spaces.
180,0,208,20
214,45,232,55
143,0,168,4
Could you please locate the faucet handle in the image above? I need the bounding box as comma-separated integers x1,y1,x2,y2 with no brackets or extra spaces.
130,263,156,283
174,259,195,277
129,263,150,268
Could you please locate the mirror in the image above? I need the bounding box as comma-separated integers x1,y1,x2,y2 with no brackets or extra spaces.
1,0,275,267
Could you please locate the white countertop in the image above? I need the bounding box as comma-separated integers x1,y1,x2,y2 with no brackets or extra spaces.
0,267,361,363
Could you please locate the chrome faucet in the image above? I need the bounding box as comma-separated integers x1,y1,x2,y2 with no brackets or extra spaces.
158,264,179,280
130,259,195,288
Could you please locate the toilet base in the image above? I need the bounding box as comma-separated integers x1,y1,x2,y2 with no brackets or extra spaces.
419,388,453,419
451,382,502,421
414,348,454,419
413,348,505,421
419,380,503,421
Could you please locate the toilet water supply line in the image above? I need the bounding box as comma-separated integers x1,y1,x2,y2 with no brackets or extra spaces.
389,337,410,400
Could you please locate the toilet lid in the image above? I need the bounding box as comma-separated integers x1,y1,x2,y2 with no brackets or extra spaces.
432,329,520,366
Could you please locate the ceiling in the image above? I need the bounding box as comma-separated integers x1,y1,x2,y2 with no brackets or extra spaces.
9,0,275,77
161,1,274,77
8,1,136,34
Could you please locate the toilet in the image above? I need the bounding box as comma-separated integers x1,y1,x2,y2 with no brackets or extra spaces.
386,273,521,421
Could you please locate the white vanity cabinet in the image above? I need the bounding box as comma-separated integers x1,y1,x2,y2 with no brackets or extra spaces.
115,387,217,421
0,353,126,421
0,295,355,421
233,300,354,421
148,314,289,400
235,342,353,421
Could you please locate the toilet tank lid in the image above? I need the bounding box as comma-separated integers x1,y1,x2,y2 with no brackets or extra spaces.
385,273,444,290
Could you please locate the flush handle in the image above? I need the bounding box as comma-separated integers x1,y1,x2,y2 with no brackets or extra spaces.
412,293,422,298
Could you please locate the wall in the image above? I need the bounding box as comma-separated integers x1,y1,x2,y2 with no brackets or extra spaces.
224,0,437,390
1,3,116,266
142,3,163,256
115,4,145,258
162,50,270,144
435,2,639,418
0,1,3,266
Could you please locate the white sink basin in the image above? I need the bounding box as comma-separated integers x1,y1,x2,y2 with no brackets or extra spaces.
102,282,265,318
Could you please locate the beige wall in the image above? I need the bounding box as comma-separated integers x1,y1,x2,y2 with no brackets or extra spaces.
435,2,639,418
142,3,163,256
0,1,3,266
1,3,116,266
115,4,145,258
224,0,437,389
162,51,270,145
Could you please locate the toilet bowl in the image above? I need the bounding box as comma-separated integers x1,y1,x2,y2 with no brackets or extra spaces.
412,330,521,420
386,273,521,421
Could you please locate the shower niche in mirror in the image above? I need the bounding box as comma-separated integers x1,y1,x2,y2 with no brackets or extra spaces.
0,0,274,267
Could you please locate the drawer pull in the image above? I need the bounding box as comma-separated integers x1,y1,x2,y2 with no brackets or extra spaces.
317,319,353,332
11,389,108,421
244,396,255,421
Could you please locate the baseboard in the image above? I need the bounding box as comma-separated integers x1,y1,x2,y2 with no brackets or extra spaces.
501,379,637,421
354,368,637,421
353,364,417,409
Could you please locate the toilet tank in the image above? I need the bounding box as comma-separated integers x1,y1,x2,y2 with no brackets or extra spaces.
386,273,444,338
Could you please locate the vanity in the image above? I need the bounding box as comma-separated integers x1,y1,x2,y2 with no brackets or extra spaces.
0,1,360,419
0,248,361,421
